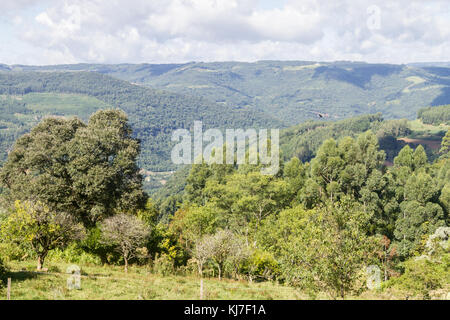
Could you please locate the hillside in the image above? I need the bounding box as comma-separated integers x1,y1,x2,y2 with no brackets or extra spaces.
0,71,279,171
153,113,448,202
8,61,450,126
1,62,449,174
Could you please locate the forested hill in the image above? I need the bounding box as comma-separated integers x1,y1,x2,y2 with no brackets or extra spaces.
7,61,450,125
1,62,450,171
0,71,280,170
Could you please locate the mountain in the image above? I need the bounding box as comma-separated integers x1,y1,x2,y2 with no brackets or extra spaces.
1,61,449,175
0,71,279,171
8,61,450,126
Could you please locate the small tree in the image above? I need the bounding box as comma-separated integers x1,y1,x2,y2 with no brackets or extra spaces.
208,229,235,280
1,200,85,270
100,214,150,272
193,229,242,280
193,237,213,278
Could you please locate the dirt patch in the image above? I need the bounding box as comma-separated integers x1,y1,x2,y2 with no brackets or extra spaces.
397,137,442,150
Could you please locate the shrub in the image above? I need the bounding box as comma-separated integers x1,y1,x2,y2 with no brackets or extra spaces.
385,253,449,298
47,242,102,266
152,253,174,276
79,226,120,265
0,241,33,262
0,257,7,288
0,257,7,277
241,249,280,282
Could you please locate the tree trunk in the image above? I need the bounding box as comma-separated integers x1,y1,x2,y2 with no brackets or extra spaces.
37,253,46,271
124,256,128,273
218,264,222,281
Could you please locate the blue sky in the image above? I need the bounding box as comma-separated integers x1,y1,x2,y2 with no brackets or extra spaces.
1,0,449,65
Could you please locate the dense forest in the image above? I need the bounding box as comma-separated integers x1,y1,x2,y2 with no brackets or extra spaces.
0,71,279,170
418,105,450,125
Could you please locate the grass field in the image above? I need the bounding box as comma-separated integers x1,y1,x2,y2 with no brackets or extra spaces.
407,119,449,137
0,260,434,300
0,260,306,300
19,93,112,120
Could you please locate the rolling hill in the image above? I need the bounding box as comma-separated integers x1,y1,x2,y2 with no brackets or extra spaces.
0,71,279,171
1,61,449,176
8,61,450,126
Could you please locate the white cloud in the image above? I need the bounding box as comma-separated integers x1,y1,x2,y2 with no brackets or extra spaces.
1,0,449,64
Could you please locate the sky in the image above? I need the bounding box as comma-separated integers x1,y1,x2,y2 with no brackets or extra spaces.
0,0,449,65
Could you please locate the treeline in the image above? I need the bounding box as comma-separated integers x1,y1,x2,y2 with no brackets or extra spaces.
418,105,450,125
280,113,411,163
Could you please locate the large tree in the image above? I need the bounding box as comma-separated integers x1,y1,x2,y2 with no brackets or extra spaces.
0,109,147,227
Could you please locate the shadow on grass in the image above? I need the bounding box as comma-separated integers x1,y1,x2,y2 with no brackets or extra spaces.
8,270,38,282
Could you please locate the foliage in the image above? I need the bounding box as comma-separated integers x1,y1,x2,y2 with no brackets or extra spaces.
260,201,376,299
441,130,450,156
417,105,450,125
0,200,85,270
241,249,280,282
0,257,7,282
0,109,147,227
47,242,102,265
100,213,150,272
0,71,278,171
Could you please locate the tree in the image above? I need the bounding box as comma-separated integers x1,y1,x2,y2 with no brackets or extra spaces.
0,110,147,228
207,229,236,280
264,199,376,299
440,130,450,157
394,145,414,169
192,236,213,278
193,229,238,280
100,213,150,272
1,200,85,270
394,201,445,257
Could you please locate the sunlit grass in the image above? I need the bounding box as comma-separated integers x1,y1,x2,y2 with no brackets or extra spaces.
0,260,305,300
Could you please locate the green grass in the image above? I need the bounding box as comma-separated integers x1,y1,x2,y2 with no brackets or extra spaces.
0,260,305,300
407,119,448,139
20,93,112,120
1,260,437,300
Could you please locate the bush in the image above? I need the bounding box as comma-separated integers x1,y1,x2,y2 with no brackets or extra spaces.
47,242,102,266
385,253,449,298
0,242,33,262
79,226,121,265
241,249,280,282
152,253,174,276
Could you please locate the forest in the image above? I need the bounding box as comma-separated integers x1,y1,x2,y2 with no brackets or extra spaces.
0,106,449,299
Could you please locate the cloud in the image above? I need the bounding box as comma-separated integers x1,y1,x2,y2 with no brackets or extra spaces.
2,0,449,64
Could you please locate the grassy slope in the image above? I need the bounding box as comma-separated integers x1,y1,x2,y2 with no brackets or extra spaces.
2,260,302,300
0,260,429,300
